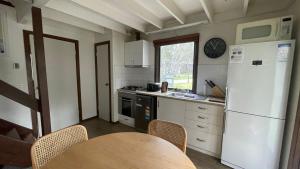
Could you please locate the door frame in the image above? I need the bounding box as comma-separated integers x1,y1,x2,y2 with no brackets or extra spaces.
288,92,300,169
94,41,112,122
23,30,83,123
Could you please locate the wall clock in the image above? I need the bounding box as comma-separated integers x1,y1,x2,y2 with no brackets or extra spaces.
204,38,226,59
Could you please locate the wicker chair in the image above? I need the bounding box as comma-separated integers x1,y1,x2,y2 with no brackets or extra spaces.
148,120,187,153
31,125,88,169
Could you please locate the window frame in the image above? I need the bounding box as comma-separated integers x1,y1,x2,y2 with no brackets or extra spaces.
153,33,199,93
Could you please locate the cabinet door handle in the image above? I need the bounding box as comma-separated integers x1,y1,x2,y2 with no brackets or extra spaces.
198,106,207,110
196,138,206,142
198,116,206,119
197,125,205,128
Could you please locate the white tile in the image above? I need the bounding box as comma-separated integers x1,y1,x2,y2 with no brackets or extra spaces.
196,64,228,95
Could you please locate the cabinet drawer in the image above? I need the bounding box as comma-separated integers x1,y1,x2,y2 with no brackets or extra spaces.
186,129,222,155
184,119,223,135
185,110,223,126
186,102,224,117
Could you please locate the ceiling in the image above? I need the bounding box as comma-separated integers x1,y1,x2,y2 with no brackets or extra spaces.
10,0,296,34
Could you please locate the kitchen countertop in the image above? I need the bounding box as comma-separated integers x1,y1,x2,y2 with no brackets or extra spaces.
136,90,225,107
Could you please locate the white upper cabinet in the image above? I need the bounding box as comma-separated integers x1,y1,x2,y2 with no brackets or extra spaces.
124,40,150,67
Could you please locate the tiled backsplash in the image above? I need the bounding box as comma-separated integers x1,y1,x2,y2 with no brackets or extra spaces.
114,65,154,88
197,64,228,95
115,63,228,96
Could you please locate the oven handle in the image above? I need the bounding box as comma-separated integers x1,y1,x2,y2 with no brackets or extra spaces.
136,104,143,107
122,98,132,102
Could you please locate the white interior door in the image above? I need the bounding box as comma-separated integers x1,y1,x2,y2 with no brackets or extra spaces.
30,36,79,132
96,44,110,121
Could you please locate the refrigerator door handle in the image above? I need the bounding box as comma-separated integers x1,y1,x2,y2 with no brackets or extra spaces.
225,86,228,111
223,111,227,134
223,86,229,134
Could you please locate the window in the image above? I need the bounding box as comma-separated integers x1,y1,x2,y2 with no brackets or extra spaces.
154,34,199,93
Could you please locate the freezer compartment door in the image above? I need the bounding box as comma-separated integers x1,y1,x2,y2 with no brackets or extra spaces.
227,41,295,119
221,111,285,169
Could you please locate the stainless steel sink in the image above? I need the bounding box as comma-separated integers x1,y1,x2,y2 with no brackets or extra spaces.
167,92,206,100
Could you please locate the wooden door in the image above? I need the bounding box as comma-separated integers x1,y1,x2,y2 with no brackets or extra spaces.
95,42,111,122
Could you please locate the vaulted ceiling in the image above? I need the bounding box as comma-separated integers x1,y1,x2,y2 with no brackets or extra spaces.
9,0,296,34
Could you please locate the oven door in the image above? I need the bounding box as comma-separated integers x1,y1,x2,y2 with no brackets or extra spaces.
119,97,134,118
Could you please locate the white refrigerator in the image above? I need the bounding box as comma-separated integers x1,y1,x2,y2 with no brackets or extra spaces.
221,40,295,169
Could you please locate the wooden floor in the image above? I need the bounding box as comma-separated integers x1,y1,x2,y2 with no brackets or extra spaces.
80,118,231,169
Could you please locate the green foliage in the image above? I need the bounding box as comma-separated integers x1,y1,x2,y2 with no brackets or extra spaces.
160,42,194,90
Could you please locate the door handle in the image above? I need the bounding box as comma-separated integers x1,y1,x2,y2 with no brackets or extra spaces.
198,116,206,119
196,138,206,142
198,106,207,110
225,86,229,111
223,111,227,134
197,125,205,128
105,83,109,86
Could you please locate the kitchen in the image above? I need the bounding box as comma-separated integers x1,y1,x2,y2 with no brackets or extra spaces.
113,14,296,169
1,0,300,169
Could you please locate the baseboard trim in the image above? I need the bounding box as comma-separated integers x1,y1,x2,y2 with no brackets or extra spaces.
187,144,220,158
81,116,98,122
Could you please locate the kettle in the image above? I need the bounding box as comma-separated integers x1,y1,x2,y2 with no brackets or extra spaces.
161,81,168,93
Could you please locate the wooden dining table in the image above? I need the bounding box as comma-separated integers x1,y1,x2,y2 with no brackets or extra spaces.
40,132,196,169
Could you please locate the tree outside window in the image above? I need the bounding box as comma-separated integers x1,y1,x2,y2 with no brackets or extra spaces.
160,42,195,90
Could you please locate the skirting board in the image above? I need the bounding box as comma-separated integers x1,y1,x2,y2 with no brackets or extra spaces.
187,144,220,159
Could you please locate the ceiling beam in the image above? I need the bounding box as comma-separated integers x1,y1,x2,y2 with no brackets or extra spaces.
146,20,208,34
199,0,214,23
42,7,105,34
33,0,50,7
242,0,250,16
45,0,127,34
71,0,145,32
114,0,163,29
156,0,185,24
11,0,50,23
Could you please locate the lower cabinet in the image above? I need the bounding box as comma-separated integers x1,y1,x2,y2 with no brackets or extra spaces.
157,97,185,125
157,97,224,158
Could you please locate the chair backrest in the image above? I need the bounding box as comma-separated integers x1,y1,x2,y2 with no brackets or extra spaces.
31,125,88,169
148,120,187,153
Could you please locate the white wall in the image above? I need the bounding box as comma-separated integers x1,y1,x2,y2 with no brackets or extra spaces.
0,5,98,130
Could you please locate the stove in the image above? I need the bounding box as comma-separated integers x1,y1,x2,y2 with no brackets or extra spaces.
118,86,144,127
119,86,145,94
120,86,144,92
